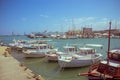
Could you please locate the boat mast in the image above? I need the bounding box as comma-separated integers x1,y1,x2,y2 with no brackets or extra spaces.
107,21,111,64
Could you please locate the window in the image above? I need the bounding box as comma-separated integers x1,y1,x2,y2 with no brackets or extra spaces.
113,54,118,59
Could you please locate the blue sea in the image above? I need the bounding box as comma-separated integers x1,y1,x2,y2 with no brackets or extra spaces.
0,35,120,80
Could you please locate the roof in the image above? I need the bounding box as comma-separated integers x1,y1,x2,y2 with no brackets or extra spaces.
101,60,120,67
79,47,94,50
30,44,47,47
63,46,75,49
85,44,103,48
110,49,120,54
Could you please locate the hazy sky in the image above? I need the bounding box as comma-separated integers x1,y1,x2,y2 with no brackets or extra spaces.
0,0,120,35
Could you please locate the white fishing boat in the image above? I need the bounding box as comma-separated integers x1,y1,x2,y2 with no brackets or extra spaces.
45,44,77,62
45,53,58,62
23,44,58,58
9,39,18,47
45,51,67,62
9,39,51,51
58,44,103,68
9,39,26,50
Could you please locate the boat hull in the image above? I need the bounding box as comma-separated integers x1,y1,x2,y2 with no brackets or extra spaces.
58,55,101,68
88,75,119,80
23,53,45,58
45,54,58,62
88,75,102,80
45,52,67,62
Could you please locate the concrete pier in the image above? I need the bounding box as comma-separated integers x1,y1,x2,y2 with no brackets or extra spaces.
0,46,44,80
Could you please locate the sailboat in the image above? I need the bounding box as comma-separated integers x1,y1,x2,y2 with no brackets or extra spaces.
78,21,120,80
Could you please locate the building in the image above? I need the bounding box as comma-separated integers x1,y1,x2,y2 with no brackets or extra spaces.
82,27,94,38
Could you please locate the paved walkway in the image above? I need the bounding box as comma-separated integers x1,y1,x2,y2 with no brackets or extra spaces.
0,46,44,80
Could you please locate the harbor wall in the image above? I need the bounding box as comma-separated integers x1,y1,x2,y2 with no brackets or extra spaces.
0,46,44,80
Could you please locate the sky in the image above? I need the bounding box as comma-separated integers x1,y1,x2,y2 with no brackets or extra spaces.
0,0,120,35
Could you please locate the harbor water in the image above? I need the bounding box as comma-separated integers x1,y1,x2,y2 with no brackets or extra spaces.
1,35,120,80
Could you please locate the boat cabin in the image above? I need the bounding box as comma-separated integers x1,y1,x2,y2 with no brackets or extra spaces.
37,40,47,44
38,44,53,49
109,49,120,61
79,47,96,54
97,61,120,77
38,44,48,49
63,46,77,53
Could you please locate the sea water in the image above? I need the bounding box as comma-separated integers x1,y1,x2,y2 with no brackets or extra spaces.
1,35,120,80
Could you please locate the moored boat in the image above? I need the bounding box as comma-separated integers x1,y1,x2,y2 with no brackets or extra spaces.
45,53,58,62
23,44,58,58
9,39,27,50
45,44,77,62
58,44,103,68
79,21,120,80
85,49,120,80
45,51,67,62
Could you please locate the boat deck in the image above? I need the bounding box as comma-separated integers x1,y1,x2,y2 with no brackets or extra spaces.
101,60,120,67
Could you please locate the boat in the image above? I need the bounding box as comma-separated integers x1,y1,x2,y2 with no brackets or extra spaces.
58,44,103,68
22,44,58,58
22,40,49,50
79,21,120,80
9,39,27,50
80,48,120,80
45,44,77,62
9,39,50,51
8,39,18,47
45,53,58,62
45,51,67,62
27,33,35,39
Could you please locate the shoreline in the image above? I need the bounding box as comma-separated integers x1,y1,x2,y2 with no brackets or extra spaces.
0,46,44,80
